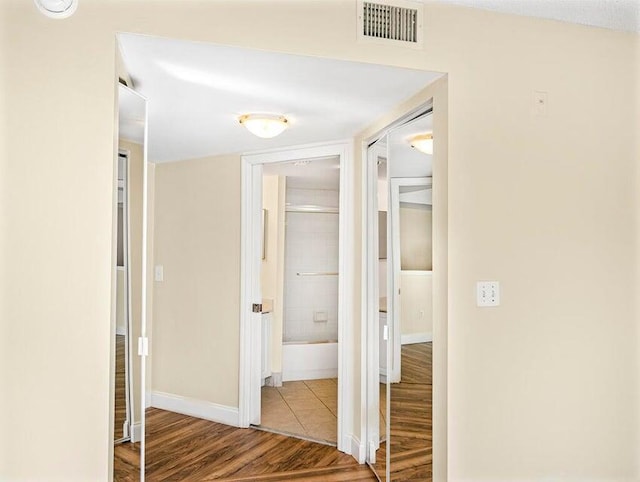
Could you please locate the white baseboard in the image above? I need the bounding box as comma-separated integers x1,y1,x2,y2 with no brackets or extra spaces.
401,332,432,345
283,368,338,382
115,326,127,336
348,434,366,464
145,390,152,408
130,422,142,443
265,372,283,387
151,391,240,427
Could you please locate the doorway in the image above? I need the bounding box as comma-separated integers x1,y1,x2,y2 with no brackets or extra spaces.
240,141,355,455
257,154,341,444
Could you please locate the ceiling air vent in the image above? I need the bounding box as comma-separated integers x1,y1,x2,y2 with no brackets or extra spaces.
357,0,424,48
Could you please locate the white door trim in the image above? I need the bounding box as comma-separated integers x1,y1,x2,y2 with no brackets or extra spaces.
239,139,355,456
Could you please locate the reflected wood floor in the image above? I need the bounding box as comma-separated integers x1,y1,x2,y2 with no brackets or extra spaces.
372,342,432,481
115,334,127,441
115,408,376,481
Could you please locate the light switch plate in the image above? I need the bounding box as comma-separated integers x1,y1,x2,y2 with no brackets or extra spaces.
477,281,500,307
154,265,164,282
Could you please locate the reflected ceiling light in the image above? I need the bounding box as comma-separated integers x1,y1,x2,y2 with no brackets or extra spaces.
239,114,288,139
34,0,77,18
409,133,433,155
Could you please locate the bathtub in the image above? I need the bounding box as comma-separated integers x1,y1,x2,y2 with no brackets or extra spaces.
282,340,338,382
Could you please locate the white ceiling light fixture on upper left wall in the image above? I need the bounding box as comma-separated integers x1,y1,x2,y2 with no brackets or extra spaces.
34,0,77,18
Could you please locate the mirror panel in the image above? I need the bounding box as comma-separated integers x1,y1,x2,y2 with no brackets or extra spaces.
386,113,433,481
113,84,147,481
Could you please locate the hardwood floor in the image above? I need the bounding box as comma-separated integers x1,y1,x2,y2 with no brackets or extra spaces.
372,342,432,481
114,408,376,481
114,334,127,441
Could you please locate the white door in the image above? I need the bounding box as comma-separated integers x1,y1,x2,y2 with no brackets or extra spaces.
248,163,264,425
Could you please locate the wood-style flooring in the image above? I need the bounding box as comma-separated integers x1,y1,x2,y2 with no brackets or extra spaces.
372,342,432,481
114,408,376,481
114,334,127,441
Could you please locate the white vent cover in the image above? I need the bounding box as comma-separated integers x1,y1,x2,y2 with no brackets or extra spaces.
357,0,424,48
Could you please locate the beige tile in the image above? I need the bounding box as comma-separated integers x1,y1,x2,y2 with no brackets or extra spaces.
321,399,337,413
303,422,337,443
308,388,336,400
261,403,292,418
295,407,336,427
261,408,298,425
265,419,306,436
261,388,282,400
304,379,336,390
280,389,317,402
284,397,325,412
278,381,307,391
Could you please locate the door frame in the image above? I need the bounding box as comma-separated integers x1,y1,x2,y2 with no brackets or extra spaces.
239,139,356,457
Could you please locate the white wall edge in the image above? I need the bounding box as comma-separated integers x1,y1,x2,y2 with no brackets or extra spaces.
130,422,142,443
401,332,432,345
151,391,240,427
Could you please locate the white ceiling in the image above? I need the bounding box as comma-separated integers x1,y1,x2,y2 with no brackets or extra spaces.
433,0,640,33
117,34,443,163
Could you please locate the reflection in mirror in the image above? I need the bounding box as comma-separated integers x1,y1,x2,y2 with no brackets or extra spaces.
113,84,147,481
368,137,389,481
387,113,433,480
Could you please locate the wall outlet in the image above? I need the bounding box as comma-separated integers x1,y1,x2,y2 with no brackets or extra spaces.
477,281,499,307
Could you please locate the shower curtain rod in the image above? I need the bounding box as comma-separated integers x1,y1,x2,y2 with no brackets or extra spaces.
286,205,339,214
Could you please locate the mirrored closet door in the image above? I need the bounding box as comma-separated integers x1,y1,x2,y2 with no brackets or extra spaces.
113,83,148,481
367,109,434,482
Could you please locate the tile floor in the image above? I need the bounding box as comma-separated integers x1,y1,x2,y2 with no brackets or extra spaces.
260,378,338,444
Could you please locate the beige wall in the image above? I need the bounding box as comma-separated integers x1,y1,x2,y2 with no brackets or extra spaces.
399,205,432,271
261,175,286,374
151,154,240,406
400,271,432,338
0,1,638,481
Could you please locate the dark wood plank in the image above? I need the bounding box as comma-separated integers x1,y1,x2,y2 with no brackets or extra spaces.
114,334,127,441
115,407,376,481
372,342,432,481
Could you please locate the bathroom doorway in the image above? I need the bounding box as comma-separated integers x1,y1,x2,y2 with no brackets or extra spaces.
239,141,355,454
258,154,341,444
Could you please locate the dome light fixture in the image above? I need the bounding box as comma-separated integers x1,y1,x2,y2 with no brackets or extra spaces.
34,0,78,18
409,133,433,155
239,114,288,139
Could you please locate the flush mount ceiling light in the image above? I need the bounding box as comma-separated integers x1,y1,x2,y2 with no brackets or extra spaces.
239,114,288,139
34,0,77,18
409,133,433,155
